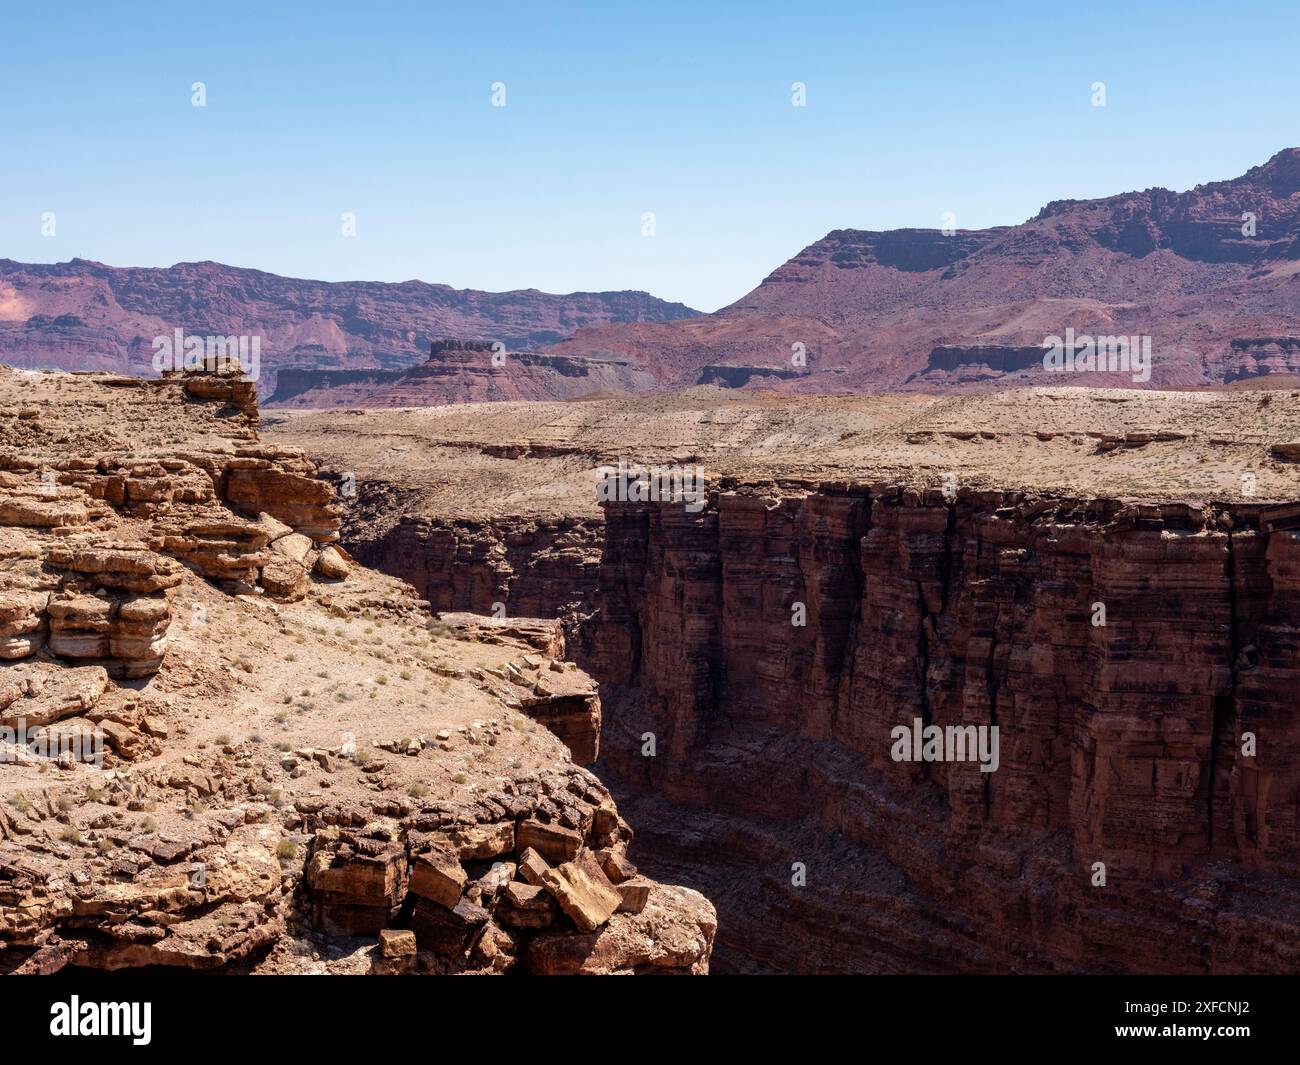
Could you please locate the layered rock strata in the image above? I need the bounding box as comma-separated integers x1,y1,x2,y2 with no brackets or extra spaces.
0,365,714,976
348,516,601,623
589,483,1300,973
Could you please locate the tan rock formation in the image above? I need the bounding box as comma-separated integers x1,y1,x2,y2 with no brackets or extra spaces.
0,364,713,977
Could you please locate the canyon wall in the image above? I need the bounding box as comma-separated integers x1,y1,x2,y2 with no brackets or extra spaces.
345,513,602,627
586,484,1300,973
270,368,406,407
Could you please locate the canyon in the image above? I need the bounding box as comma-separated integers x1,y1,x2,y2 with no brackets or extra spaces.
11,147,1300,975
270,385,1300,972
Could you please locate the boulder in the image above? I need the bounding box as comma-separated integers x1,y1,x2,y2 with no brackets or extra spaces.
270,533,314,564
517,846,550,886
518,819,582,864
408,896,488,956
540,852,622,932
306,832,408,936
616,877,652,914
260,555,310,601
314,545,350,580
599,849,638,884
524,884,716,975
496,880,556,929
378,928,416,959
409,846,466,909
430,820,515,861
256,512,294,543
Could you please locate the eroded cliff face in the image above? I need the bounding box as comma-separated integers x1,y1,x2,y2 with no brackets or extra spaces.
268,385,1300,973
346,514,602,626
588,484,1300,973
0,367,714,976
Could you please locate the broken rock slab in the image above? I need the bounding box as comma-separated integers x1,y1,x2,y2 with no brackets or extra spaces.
306,831,408,936
314,545,350,580
409,846,467,909
518,819,582,865
496,881,556,929
0,665,109,730
540,852,622,933
408,895,489,956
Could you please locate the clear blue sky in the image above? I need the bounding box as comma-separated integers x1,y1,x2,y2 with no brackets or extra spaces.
2,1,1296,312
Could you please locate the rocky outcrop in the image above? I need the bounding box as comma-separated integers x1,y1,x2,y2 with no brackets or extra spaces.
0,364,715,977
301,763,713,974
315,341,659,408
0,370,343,680
589,484,1300,973
1225,337,1300,381
0,672,710,975
695,364,808,388
2,823,290,973
168,367,259,419
438,614,601,764
908,345,1048,386
269,368,406,408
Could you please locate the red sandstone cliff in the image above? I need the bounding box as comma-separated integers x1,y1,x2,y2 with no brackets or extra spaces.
268,387,1300,973
586,486,1300,972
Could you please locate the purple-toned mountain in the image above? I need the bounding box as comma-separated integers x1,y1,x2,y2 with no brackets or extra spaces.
548,148,1300,392
8,150,1300,405
0,258,699,393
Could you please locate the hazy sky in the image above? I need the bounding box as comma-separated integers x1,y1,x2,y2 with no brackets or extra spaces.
2,1,1296,311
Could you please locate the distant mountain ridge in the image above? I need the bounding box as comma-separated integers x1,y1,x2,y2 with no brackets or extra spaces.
0,257,700,392
546,147,1300,393
7,150,1300,405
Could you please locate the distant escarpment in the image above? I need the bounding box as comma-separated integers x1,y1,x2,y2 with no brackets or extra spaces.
1225,338,1300,381
270,340,659,409
0,258,698,396
907,345,1048,386
549,148,1300,394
